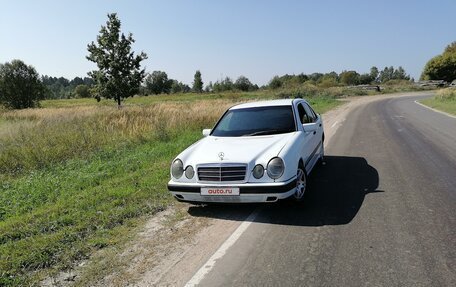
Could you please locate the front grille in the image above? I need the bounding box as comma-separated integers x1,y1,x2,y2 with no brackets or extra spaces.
197,164,247,182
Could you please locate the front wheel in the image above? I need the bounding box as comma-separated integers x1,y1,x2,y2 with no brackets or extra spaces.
294,166,307,201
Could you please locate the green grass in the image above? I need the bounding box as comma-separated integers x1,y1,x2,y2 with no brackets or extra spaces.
0,130,201,285
40,91,274,108
420,88,456,116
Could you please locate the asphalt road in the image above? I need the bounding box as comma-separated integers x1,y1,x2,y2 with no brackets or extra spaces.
189,94,456,287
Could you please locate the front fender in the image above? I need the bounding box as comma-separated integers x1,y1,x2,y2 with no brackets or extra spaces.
276,131,306,181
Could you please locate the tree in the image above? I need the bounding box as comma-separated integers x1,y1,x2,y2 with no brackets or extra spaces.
0,59,45,109
339,70,360,85
379,66,394,82
308,73,324,82
392,66,409,80
269,76,282,89
144,71,172,94
192,70,203,93
87,13,147,106
370,66,379,82
234,75,254,91
444,41,456,54
379,66,410,82
70,77,84,87
213,77,234,92
421,42,456,82
205,81,213,92
74,84,91,98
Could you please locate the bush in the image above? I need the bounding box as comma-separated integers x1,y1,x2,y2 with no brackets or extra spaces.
74,84,91,98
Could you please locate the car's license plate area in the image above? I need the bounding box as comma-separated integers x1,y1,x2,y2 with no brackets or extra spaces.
201,187,240,196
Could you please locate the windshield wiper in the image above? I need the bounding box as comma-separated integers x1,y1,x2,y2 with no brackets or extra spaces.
244,129,288,136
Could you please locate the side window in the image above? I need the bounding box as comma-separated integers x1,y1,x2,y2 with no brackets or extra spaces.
297,103,312,124
303,103,316,123
305,103,318,120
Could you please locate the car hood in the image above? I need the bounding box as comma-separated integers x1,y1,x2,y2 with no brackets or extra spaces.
179,132,296,166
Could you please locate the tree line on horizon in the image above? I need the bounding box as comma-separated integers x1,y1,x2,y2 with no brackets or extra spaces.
0,12,454,109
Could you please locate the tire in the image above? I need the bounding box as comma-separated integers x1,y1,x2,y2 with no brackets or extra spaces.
293,165,307,202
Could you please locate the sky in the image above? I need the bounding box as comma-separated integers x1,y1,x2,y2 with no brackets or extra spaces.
1,0,455,86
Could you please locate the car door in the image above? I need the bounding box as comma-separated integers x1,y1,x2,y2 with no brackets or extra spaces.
303,102,323,145
296,102,320,174
303,102,323,169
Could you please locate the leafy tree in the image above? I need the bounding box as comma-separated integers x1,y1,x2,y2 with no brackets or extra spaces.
192,70,203,93
0,59,45,109
205,81,213,92
370,66,379,82
269,76,282,89
308,73,323,82
170,80,190,93
393,66,409,80
296,73,309,83
379,66,394,82
444,41,456,54
145,71,172,94
234,75,254,91
74,84,91,98
70,77,84,87
87,13,147,106
339,70,360,85
379,66,410,82
357,74,373,85
421,42,456,82
213,77,234,92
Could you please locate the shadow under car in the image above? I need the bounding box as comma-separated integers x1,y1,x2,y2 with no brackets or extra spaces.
187,155,382,227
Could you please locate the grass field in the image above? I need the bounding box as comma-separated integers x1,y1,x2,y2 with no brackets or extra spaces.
420,88,456,115
0,88,347,285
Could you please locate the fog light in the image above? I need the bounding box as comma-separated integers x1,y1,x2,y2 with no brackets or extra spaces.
252,164,264,179
185,165,194,179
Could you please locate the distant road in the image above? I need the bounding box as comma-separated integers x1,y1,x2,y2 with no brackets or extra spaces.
193,93,456,286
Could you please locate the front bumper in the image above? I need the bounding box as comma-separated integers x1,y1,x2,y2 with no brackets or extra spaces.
167,177,297,203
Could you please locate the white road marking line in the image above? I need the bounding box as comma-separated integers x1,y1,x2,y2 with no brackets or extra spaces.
414,100,456,119
330,120,339,128
184,208,262,287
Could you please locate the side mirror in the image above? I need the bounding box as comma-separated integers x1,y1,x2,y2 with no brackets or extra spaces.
302,123,318,133
202,129,211,137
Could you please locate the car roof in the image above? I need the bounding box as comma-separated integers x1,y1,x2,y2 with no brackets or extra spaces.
230,98,307,110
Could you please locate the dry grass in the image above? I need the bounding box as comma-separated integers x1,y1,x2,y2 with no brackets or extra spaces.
421,88,456,116
0,100,233,174
435,87,456,100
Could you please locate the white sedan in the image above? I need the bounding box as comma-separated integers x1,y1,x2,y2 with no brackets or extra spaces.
167,98,324,203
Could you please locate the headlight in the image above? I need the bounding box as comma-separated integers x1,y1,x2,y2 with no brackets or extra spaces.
252,164,264,179
185,165,194,179
267,157,284,179
171,159,184,179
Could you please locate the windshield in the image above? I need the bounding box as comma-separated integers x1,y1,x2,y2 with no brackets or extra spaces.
211,106,296,137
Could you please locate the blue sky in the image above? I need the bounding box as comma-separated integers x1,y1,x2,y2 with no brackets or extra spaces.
1,0,455,85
